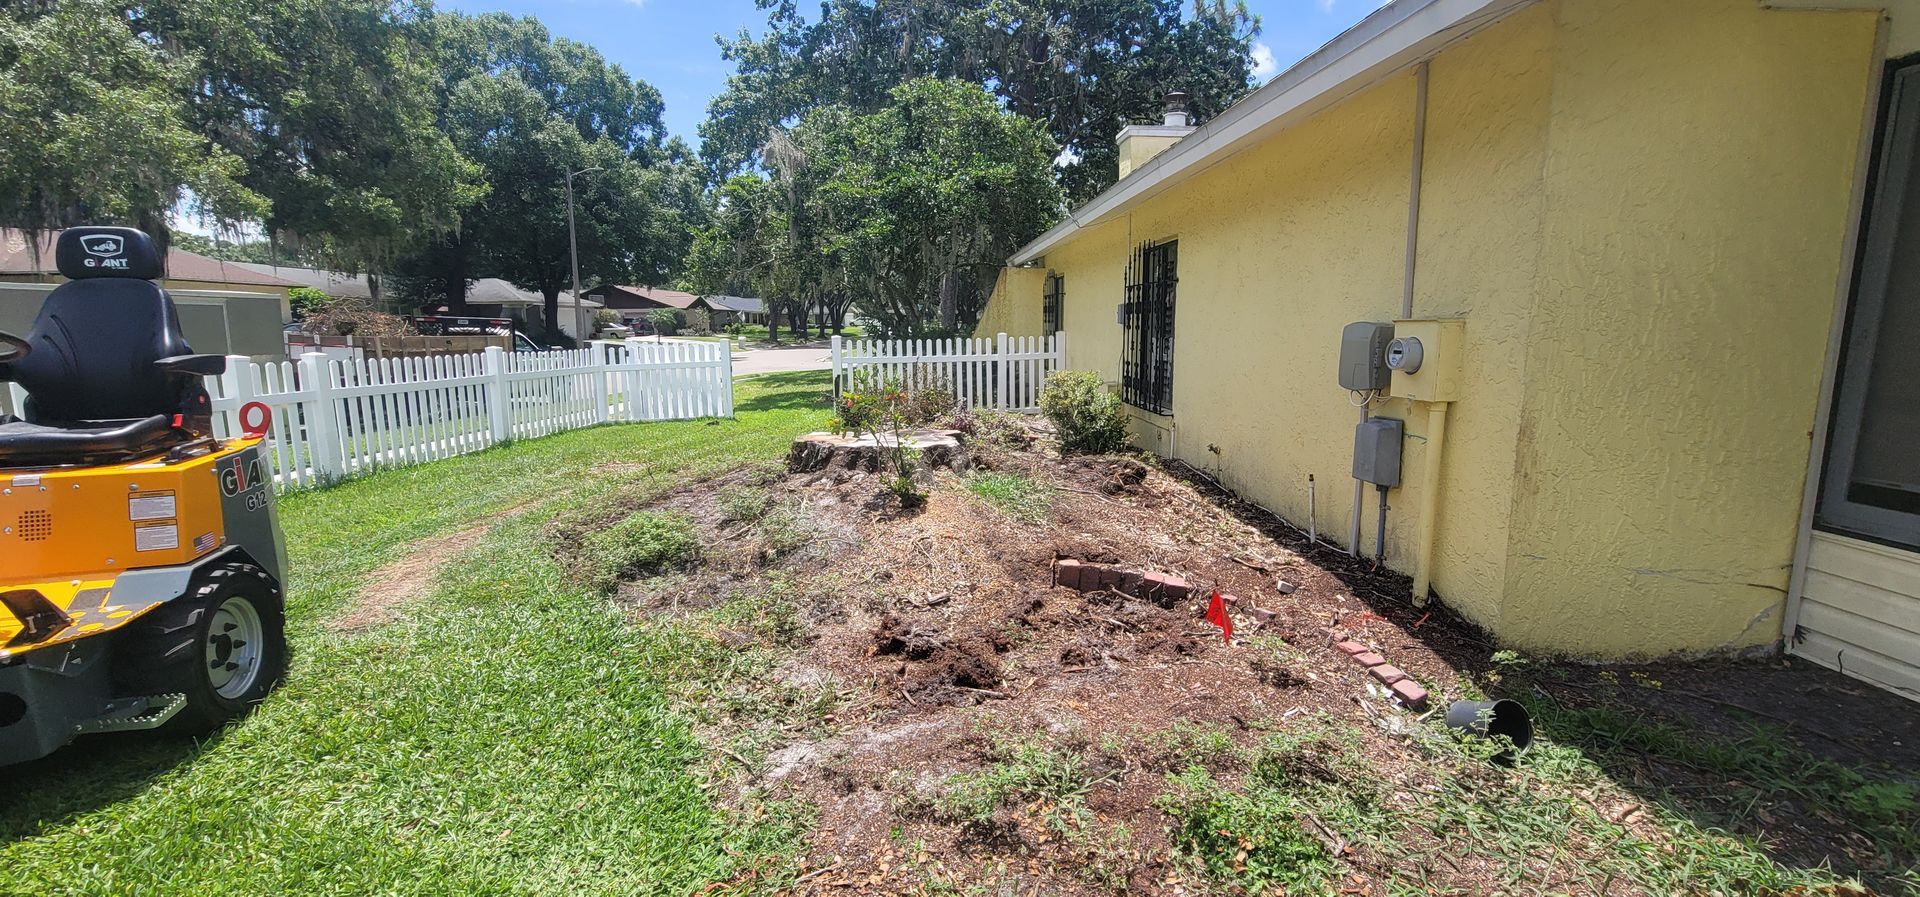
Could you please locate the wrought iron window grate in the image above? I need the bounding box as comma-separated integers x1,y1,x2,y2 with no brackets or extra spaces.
1121,240,1176,415
1043,273,1064,335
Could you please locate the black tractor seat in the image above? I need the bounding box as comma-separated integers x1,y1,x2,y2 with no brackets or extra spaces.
0,415,179,468
0,226,227,469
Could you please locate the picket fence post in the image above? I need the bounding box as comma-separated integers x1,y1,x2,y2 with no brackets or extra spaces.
623,338,645,421
995,332,1010,411
829,335,843,398
720,339,736,417
220,354,253,440
484,346,511,444
590,341,612,423
298,352,345,483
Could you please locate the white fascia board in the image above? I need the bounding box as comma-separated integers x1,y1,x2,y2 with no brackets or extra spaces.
1010,0,1537,266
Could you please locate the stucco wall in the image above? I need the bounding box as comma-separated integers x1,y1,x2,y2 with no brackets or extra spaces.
975,266,1050,338
1032,9,1549,633
1501,0,1879,654
1401,1,1558,627
977,0,1885,657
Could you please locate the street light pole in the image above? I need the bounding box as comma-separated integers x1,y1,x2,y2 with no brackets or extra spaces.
565,166,602,347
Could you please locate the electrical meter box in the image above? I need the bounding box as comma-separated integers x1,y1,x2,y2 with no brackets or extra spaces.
1352,417,1404,487
1388,319,1465,402
1339,321,1394,391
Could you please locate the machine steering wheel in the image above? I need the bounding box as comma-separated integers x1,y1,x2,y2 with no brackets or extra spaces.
0,332,27,364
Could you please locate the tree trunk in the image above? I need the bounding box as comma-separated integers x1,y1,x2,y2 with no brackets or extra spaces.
937,269,959,332
542,287,562,342
443,261,466,314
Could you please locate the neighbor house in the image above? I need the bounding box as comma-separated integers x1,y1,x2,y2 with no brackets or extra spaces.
688,294,772,328
230,261,383,308
974,0,1920,700
0,228,294,357
584,284,699,324
421,278,602,340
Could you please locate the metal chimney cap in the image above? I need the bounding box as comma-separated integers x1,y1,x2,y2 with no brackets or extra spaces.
1162,91,1191,127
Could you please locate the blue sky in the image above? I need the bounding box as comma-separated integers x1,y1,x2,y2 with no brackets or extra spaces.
438,0,1395,145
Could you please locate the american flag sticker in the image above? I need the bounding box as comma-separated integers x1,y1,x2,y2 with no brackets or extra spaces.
193,532,219,555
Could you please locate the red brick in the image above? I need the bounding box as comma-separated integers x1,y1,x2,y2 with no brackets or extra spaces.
1334,640,1368,656
1145,573,1190,601
1113,571,1145,594
1352,651,1387,668
1054,559,1083,589
1246,606,1276,626
1369,664,1408,685
1389,679,1430,710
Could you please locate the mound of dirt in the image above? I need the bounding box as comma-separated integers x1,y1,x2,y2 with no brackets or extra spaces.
607,429,1475,895
610,420,1919,896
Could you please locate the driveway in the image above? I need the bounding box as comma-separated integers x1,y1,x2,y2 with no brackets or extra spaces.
732,344,832,376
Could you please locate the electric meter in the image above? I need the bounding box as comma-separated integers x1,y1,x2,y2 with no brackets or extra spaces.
1385,336,1424,373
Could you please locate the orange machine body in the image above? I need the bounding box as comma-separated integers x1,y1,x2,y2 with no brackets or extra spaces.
0,436,281,661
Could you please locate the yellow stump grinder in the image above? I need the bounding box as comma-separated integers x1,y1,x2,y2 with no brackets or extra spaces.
0,226,288,766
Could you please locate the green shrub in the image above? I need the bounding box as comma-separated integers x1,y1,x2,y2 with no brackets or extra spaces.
287,286,329,319
834,371,939,507
581,511,701,590
1039,370,1129,454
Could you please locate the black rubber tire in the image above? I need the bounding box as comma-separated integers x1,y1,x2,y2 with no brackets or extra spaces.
112,561,288,735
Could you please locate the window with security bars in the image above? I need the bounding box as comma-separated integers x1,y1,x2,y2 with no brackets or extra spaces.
1043,273,1064,334
1121,240,1176,415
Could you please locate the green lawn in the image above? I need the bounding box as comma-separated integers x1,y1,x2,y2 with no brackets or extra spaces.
0,371,834,897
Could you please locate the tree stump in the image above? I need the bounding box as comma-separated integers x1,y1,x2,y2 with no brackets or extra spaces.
787,429,971,475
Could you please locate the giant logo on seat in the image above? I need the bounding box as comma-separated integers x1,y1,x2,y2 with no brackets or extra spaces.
79,234,129,270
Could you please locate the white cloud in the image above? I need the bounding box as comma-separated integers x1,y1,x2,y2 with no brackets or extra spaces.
1251,42,1277,79
1318,0,1336,11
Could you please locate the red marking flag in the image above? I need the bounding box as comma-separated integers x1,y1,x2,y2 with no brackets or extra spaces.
1205,590,1233,644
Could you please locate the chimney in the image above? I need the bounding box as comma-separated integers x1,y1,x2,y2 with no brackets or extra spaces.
1116,91,1197,179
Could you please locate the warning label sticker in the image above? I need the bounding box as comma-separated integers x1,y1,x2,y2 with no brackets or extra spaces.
134,523,179,552
128,491,177,521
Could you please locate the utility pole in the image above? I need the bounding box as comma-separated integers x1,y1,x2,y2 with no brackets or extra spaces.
565,166,602,346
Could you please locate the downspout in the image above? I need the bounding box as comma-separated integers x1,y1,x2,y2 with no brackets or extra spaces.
1412,402,1447,604
1404,61,1448,607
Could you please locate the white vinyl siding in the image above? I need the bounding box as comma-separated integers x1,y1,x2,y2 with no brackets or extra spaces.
1794,532,1920,702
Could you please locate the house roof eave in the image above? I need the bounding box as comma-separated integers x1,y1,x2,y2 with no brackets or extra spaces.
1008,0,1537,267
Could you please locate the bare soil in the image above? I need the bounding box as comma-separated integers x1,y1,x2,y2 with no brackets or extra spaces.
333,522,493,632
562,423,1919,896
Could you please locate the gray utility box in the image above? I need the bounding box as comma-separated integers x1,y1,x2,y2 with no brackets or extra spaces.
1340,321,1395,391
1352,417,1404,487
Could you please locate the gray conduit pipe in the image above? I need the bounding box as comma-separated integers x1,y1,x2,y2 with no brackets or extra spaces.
1354,60,1429,558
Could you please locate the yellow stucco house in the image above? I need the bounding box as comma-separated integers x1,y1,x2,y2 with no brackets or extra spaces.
977,0,1920,700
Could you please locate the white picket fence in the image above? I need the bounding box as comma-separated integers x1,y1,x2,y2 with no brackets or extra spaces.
207,339,733,489
830,332,1065,412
